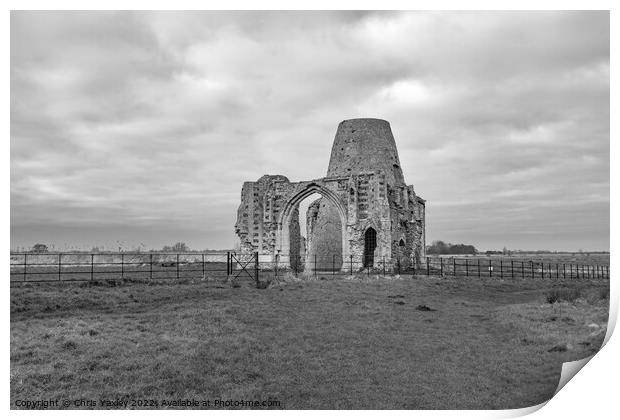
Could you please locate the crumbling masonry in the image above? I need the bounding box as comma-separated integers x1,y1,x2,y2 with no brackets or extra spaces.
234,118,426,272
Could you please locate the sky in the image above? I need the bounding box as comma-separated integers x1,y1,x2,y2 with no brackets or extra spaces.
10,11,609,252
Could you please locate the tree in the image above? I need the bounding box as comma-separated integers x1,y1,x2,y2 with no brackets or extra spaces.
31,243,49,253
426,241,478,255
162,242,190,252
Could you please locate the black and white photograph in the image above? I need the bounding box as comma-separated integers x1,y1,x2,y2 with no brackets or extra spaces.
8,5,614,414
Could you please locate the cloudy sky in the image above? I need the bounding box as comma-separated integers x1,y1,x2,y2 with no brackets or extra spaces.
10,11,609,252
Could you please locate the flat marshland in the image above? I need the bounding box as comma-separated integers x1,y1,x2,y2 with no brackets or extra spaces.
11,273,609,409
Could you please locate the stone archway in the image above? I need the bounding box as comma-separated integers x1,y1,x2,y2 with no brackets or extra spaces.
276,182,349,270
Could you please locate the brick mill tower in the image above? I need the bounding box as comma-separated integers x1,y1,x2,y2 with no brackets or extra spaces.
235,118,426,272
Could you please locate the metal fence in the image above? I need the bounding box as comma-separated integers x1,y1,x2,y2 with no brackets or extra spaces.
418,257,610,280
9,252,234,285
9,252,610,286
278,254,610,280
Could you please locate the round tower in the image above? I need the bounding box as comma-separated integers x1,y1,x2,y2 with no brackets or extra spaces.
327,118,405,185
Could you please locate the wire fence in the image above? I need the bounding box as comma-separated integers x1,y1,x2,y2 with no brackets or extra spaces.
9,252,232,285
272,254,610,279
10,252,610,286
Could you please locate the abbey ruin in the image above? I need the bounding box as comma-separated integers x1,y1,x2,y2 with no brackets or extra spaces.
234,118,426,272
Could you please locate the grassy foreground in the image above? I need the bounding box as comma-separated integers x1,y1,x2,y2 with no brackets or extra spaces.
10,274,609,409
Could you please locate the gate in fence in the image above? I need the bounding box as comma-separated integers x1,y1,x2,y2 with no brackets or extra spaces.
227,252,259,286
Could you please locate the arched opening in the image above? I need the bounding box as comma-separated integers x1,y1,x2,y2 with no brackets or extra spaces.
364,227,377,268
276,184,348,272
292,192,322,272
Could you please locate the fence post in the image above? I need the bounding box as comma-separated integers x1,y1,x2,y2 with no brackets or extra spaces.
489,260,492,277
478,259,481,278
296,255,299,276
383,256,386,276
576,264,579,279
500,260,502,279
91,254,94,281
556,263,559,279
121,253,124,279
441,258,444,277
150,254,153,280
58,253,62,282
511,260,514,278
350,255,353,275
255,251,259,287
176,254,180,280
465,259,469,277
454,258,457,276
202,253,205,278
427,257,430,276
23,253,27,283
530,261,534,278
521,261,524,279
314,254,317,277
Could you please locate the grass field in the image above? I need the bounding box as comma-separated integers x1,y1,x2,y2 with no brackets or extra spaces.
10,273,609,409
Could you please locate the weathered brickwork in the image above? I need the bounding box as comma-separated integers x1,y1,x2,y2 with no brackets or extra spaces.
234,119,425,271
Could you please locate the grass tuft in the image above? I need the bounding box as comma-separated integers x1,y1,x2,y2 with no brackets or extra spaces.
545,287,581,304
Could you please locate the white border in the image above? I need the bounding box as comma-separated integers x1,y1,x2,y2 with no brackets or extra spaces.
4,2,616,419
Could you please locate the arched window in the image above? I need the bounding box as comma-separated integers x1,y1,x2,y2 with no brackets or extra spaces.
364,227,377,268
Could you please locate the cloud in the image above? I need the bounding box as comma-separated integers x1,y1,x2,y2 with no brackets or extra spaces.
10,11,609,251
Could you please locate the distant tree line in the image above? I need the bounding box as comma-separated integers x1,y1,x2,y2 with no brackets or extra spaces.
161,242,190,252
19,242,234,253
426,241,478,255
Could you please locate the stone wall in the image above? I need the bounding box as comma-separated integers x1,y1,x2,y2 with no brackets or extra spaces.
235,174,292,255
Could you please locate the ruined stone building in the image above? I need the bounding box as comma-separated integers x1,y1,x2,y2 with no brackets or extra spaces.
234,118,426,272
